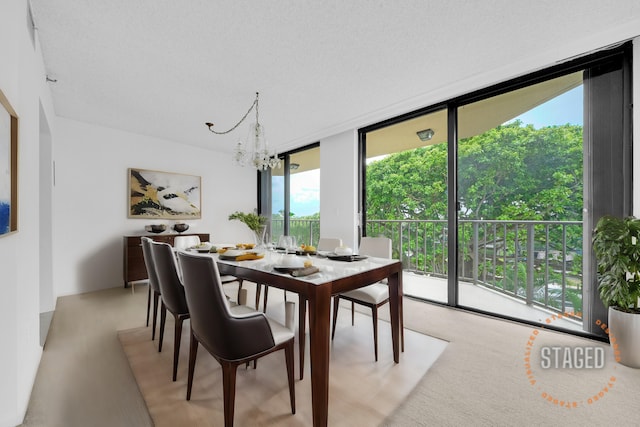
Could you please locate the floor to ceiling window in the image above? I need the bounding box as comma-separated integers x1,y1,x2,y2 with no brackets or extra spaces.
456,72,585,331
362,108,449,303
359,42,632,339
268,144,321,246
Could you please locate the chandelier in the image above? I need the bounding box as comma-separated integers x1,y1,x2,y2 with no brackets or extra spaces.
205,92,281,170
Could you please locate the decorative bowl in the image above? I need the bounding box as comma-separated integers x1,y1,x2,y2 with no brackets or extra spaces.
148,224,167,234
173,223,189,233
334,246,353,256
280,254,304,268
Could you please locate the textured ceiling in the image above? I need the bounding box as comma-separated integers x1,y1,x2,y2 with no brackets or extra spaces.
29,0,640,155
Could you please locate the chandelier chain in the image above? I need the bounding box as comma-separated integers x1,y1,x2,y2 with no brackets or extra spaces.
205,91,280,170
206,92,259,135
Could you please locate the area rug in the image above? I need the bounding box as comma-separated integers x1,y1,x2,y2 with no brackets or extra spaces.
118,303,447,426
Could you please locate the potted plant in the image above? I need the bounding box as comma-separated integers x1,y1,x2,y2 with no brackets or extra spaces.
228,210,268,247
592,214,640,368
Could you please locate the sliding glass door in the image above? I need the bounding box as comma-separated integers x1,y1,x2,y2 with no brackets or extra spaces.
456,47,631,337
456,72,586,331
362,108,449,303
358,42,631,338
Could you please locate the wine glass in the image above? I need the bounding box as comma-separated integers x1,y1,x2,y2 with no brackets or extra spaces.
277,235,297,253
277,235,288,251
287,236,297,252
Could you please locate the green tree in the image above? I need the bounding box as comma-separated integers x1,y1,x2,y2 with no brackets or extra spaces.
457,121,582,221
367,144,448,220
366,121,584,288
367,121,583,223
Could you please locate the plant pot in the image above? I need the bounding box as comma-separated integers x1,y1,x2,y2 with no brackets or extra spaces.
608,306,640,368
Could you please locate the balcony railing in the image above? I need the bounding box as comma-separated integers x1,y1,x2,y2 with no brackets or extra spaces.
271,218,583,318
270,219,320,247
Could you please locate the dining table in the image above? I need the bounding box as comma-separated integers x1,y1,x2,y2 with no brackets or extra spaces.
210,250,404,427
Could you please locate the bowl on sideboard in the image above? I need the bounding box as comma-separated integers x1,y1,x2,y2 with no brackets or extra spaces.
173,223,189,233
147,224,167,234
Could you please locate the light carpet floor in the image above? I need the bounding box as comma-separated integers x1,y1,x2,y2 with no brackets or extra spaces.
118,300,448,427
382,302,640,426
21,284,640,427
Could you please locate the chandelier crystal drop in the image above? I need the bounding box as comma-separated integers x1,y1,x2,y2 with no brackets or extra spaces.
206,92,281,171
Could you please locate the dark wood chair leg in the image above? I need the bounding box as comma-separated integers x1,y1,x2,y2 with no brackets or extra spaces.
186,330,198,400
152,291,160,340
285,340,296,414
173,316,184,381
254,283,262,310
146,285,151,327
400,299,405,352
221,361,239,427
299,296,307,380
372,306,379,361
158,301,166,352
262,285,269,313
235,279,244,304
351,301,355,325
331,295,340,340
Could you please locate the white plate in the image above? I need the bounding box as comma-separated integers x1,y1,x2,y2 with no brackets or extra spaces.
193,248,211,253
219,249,246,257
274,260,305,269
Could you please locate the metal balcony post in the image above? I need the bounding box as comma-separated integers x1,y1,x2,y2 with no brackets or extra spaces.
526,223,535,305
472,222,479,285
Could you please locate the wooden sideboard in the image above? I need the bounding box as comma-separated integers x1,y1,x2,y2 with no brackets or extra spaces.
123,233,210,287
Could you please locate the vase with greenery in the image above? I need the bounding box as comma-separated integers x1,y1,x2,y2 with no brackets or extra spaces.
592,214,640,368
228,210,268,248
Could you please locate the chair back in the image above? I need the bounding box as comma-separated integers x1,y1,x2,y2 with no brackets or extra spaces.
174,235,201,251
359,236,392,259
317,237,342,252
149,240,189,315
178,251,276,361
141,237,161,293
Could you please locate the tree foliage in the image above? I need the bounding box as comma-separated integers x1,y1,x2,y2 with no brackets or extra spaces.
366,122,584,304
366,121,583,222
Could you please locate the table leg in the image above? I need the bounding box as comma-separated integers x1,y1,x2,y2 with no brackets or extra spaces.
308,284,331,427
388,270,403,363
298,295,307,380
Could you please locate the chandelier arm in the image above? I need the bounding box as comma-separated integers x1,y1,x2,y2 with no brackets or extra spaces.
206,92,259,135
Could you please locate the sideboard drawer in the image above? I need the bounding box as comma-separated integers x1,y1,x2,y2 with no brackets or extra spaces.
123,233,210,286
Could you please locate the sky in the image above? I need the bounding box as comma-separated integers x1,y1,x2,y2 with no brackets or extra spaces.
274,85,584,217
272,169,321,217
507,85,583,128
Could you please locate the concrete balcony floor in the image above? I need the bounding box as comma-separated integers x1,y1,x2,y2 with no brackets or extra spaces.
402,271,583,332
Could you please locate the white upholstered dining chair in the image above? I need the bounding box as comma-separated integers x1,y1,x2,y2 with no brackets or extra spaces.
331,236,404,361
173,235,201,251
317,237,342,252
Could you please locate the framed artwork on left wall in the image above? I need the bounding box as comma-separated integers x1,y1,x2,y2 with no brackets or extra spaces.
0,89,18,237
128,168,202,219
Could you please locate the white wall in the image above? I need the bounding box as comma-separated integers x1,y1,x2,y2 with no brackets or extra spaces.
0,1,51,425
52,117,257,296
39,103,55,313
319,130,359,250
1,3,258,423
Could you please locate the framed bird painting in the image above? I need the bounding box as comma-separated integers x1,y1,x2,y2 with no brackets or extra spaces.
128,168,201,219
